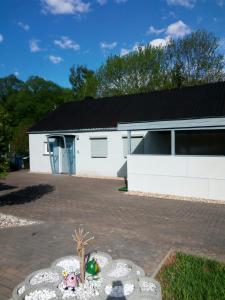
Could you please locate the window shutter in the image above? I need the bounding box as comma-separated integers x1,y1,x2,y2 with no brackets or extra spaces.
91,138,108,158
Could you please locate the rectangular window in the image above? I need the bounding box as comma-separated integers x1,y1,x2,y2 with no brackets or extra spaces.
90,137,108,158
176,130,225,156
123,136,144,157
43,141,53,155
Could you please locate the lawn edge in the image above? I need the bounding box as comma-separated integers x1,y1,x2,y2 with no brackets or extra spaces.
151,248,176,279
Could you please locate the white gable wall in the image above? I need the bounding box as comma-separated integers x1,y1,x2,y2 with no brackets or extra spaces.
29,134,52,173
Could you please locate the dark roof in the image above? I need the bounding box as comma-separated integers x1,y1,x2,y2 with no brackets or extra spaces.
29,81,225,132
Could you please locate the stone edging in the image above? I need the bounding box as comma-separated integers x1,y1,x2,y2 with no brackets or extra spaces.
151,248,175,279
125,191,225,205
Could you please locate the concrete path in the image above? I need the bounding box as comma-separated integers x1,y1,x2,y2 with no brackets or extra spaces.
1,171,225,299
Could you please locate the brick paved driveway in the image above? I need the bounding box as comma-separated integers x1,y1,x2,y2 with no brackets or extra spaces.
1,171,225,299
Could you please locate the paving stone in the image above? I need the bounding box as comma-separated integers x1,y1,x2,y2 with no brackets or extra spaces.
1,171,225,299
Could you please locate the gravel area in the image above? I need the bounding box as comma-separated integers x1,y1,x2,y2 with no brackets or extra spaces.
108,262,132,278
58,277,103,299
56,258,80,273
0,213,43,229
18,285,26,295
140,281,157,293
126,191,225,205
25,289,57,300
105,283,134,297
29,271,60,285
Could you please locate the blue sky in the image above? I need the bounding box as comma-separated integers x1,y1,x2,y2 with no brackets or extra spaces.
0,0,224,87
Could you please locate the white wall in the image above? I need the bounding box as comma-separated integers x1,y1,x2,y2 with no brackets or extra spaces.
76,131,147,177
127,155,225,201
29,134,52,173
29,131,147,177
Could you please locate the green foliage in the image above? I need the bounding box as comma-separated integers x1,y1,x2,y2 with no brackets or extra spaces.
95,30,224,96
166,30,225,88
69,65,98,100
0,74,24,102
0,106,11,177
2,75,73,155
157,252,225,300
97,46,168,97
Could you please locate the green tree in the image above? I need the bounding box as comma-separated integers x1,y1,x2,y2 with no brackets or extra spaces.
96,45,168,97
0,106,11,177
69,65,98,100
0,74,24,102
2,75,73,155
166,30,225,88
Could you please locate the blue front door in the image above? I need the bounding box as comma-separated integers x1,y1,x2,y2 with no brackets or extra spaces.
65,136,75,174
48,135,75,175
48,137,59,174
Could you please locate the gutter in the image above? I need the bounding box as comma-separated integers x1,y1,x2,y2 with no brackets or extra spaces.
28,127,117,134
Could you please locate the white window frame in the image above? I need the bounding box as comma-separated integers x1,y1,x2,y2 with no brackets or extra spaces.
122,135,144,157
43,141,53,156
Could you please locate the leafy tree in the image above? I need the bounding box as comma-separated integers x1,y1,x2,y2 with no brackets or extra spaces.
0,106,11,177
96,46,168,97
2,75,73,155
0,74,24,102
69,65,98,100
166,30,225,88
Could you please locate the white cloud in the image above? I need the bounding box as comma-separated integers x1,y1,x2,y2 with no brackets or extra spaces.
97,0,107,4
100,41,117,49
166,20,191,38
14,71,20,77
120,43,145,56
120,48,130,56
54,36,80,50
148,20,190,48
167,0,196,8
150,38,169,48
167,0,195,8
0,34,3,43
115,0,127,3
41,0,90,14
29,39,41,52
18,21,30,31
48,55,63,64
147,20,190,47
217,0,224,6
147,26,165,35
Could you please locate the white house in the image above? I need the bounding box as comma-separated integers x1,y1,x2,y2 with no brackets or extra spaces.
29,81,225,202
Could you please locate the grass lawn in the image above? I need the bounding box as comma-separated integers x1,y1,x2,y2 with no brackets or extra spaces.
156,252,225,300
118,186,128,192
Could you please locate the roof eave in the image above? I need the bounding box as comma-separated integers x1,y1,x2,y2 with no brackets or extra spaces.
117,117,225,131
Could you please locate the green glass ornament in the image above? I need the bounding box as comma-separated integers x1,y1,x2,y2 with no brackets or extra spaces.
86,258,100,275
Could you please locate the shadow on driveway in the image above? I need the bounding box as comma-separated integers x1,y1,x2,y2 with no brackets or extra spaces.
0,184,54,207
0,182,17,191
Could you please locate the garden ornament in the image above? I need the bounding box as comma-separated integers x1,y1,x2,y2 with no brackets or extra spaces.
63,271,80,291
72,228,94,283
86,257,100,276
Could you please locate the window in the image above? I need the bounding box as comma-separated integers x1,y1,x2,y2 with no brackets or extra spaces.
43,141,53,155
123,136,144,157
176,130,225,156
90,137,108,158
